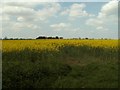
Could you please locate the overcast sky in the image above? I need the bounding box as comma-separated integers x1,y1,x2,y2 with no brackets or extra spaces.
1,0,118,39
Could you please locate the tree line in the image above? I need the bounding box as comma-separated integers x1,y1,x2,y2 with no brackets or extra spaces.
36,36,63,39
1,36,113,40
1,36,63,40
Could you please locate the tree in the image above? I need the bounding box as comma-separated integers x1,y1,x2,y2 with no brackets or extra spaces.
4,36,8,40
55,36,59,39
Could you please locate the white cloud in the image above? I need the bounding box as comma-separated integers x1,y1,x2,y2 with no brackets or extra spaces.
2,2,61,34
3,0,113,3
61,3,94,18
2,15,10,21
3,0,59,3
50,23,69,31
3,2,61,22
3,21,40,32
60,9,69,15
98,0,118,18
3,3,36,23
36,3,61,20
96,26,104,30
96,26,108,31
69,3,88,17
2,1,118,39
17,16,25,22
86,18,103,27
4,5,35,16
4,2,44,9
0,6,2,22
86,0,118,31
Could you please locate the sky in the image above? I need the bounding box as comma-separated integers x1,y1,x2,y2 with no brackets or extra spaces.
1,0,118,39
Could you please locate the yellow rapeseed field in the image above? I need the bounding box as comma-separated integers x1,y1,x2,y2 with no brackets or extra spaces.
2,39,118,88
2,39,118,52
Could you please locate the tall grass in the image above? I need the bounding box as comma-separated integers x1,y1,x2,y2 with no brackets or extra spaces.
2,40,118,88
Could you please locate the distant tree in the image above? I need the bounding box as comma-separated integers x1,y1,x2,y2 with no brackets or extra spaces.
79,37,81,40
10,38,13,40
4,36,8,40
50,37,56,39
14,38,18,40
48,37,52,39
55,36,59,39
36,36,63,39
36,36,47,39
60,37,63,39
85,38,88,40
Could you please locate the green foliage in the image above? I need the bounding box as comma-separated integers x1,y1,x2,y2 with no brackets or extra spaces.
2,45,118,88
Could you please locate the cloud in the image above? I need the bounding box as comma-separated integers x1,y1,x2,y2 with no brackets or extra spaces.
3,3,36,23
61,3,94,19
4,5,35,16
3,20,40,33
3,0,59,2
98,0,118,18
4,2,38,8
96,26,108,31
3,2,61,21
0,5,2,22
96,26,104,30
69,3,88,17
2,2,61,34
17,16,25,22
36,3,61,20
50,23,69,31
86,18,103,27
2,1,118,39
86,0,118,31
60,9,69,16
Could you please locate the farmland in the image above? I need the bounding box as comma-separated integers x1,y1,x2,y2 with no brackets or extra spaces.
2,39,118,88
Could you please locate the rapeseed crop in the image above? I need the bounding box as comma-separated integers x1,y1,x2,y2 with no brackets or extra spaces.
2,39,118,88
2,39,118,52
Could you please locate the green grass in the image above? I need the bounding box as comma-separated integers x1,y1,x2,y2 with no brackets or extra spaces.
2,45,118,88
0,65,1,89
